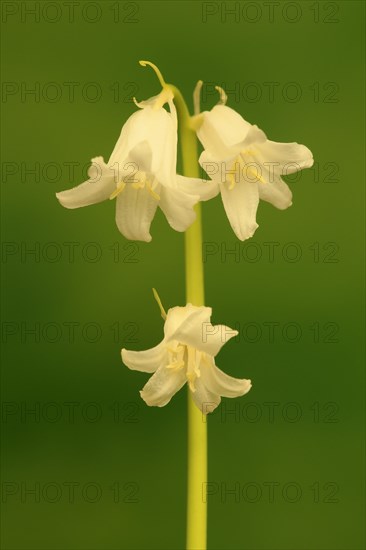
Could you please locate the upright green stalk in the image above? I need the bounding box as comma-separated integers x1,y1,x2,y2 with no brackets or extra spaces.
138,63,207,550
170,85,207,550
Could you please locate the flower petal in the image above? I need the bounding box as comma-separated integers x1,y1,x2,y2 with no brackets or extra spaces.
201,357,252,398
165,304,212,344
176,175,220,202
134,88,175,111
164,305,235,356
257,140,314,175
258,176,293,210
157,98,178,185
197,105,253,158
140,365,187,407
133,93,163,109
240,124,267,148
220,178,259,241
126,141,153,174
109,107,177,181
190,376,221,414
56,157,116,209
121,342,167,373
200,324,238,356
115,184,158,242
159,186,198,232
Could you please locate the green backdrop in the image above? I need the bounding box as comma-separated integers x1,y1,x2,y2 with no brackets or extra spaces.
1,1,365,549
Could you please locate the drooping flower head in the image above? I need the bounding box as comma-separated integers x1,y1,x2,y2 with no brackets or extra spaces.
196,86,314,241
122,294,251,414
56,62,217,242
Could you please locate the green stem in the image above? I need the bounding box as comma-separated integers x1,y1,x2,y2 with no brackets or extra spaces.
170,85,207,550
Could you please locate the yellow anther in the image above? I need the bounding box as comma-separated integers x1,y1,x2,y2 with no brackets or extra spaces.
109,182,126,200
227,155,241,190
146,182,160,201
227,148,266,189
247,167,266,184
228,173,237,190
111,174,161,199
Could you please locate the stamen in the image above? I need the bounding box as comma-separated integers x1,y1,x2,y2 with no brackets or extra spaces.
149,177,159,191
228,172,237,190
227,156,241,190
242,148,265,184
247,167,266,184
146,181,160,201
109,182,126,200
226,148,267,189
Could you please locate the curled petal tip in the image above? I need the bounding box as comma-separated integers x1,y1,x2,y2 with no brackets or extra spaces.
55,192,65,205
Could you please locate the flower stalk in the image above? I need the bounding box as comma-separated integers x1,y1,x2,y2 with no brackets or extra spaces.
170,84,207,550
137,62,208,547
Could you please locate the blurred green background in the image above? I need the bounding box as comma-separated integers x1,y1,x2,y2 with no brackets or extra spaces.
1,1,365,549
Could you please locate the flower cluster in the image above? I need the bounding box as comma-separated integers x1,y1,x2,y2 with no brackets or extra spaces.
56,62,313,413
56,72,313,243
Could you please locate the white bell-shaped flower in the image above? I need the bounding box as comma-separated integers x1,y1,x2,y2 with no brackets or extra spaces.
197,92,314,241
122,303,251,414
56,90,217,242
